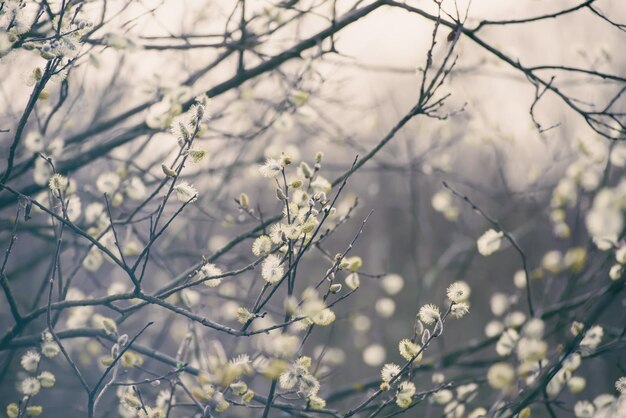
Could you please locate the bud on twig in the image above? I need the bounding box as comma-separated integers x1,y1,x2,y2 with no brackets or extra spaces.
162,163,176,177
433,319,443,337
276,188,287,201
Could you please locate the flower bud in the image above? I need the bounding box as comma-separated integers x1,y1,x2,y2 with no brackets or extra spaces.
433,319,443,337
161,163,176,177
239,193,249,209
300,162,312,179
291,179,303,189
230,381,248,396
38,371,56,388
26,406,43,417
280,153,292,167
101,317,118,335
118,334,129,346
6,403,19,418
242,389,255,404
276,188,288,201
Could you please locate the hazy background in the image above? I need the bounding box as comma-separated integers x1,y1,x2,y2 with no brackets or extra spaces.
1,0,625,416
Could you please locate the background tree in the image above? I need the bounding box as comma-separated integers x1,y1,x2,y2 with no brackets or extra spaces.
0,0,625,417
